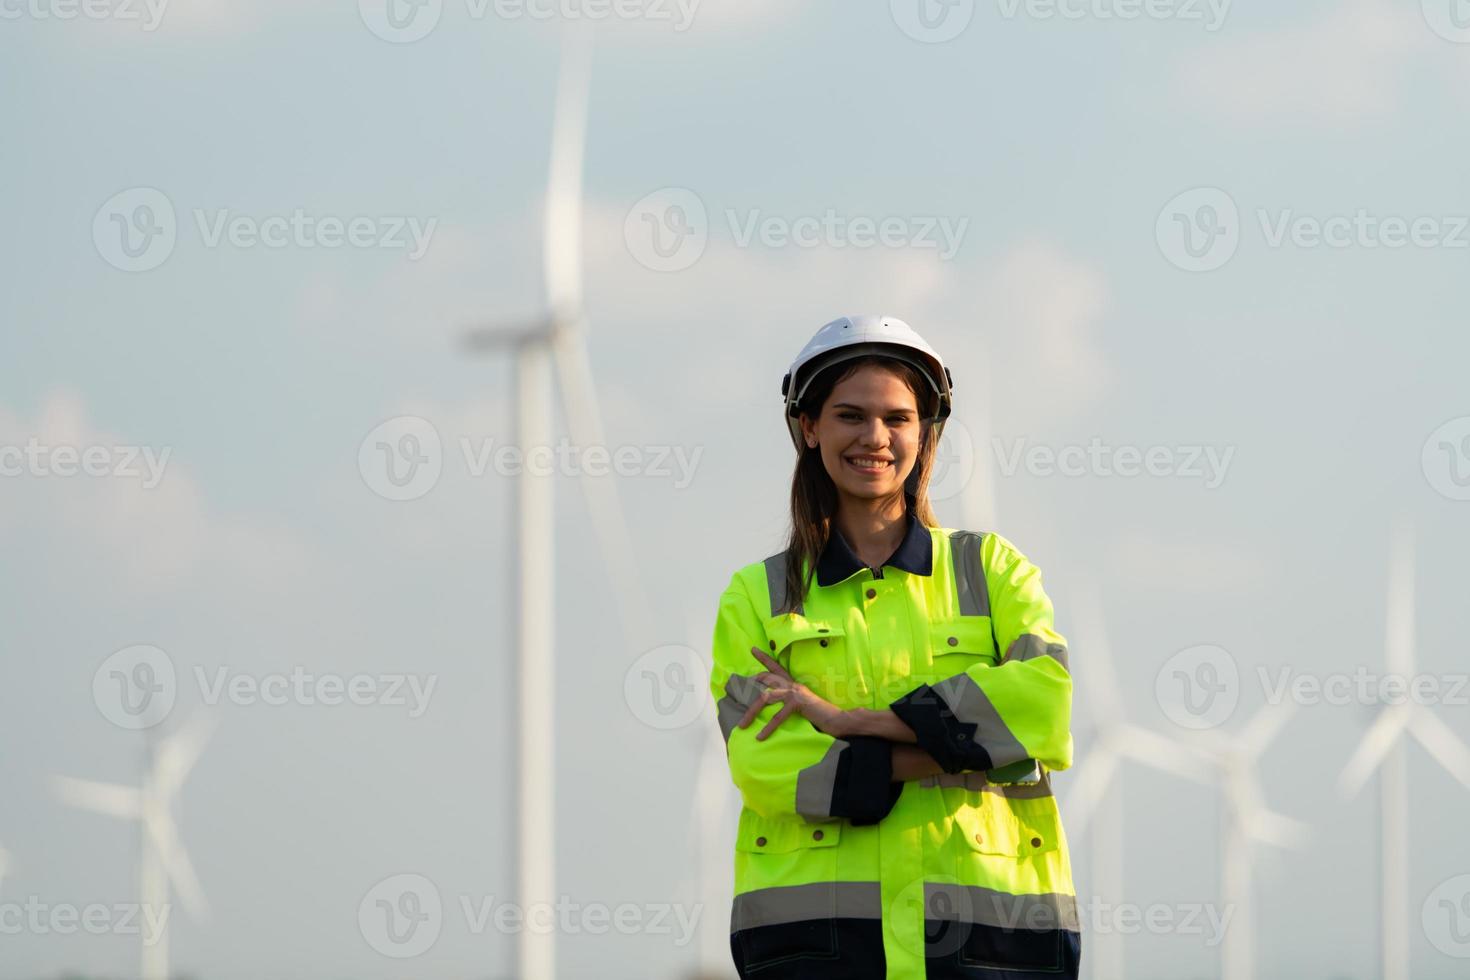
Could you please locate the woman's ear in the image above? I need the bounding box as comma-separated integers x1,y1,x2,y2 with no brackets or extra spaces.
799,412,818,449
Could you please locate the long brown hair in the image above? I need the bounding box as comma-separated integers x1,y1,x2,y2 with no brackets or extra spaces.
781,354,943,612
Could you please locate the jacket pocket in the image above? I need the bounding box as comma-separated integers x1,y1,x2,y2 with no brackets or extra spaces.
952,795,1060,858
947,798,1070,971
763,614,859,706
733,813,845,970
928,619,998,679
735,810,843,855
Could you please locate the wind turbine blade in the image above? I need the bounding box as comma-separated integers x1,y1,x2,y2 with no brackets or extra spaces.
543,21,593,316
1409,711,1470,790
51,776,142,819
1246,808,1308,848
1238,699,1296,760
1059,747,1119,837
552,330,656,649
959,338,998,531
687,602,738,978
144,809,208,917
1071,579,1124,724
1385,519,1415,677
1337,707,1409,797
1117,724,1210,783
460,318,556,353
153,713,216,796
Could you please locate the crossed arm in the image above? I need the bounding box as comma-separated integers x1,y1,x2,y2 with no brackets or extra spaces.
711,538,1071,823
735,645,952,782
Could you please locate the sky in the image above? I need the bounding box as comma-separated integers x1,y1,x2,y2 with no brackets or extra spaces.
3,0,1470,977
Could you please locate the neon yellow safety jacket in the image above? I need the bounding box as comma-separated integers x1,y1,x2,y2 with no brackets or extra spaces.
708,515,1080,979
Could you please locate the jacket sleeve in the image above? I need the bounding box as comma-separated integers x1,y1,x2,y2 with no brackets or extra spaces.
709,571,902,824
887,533,1073,775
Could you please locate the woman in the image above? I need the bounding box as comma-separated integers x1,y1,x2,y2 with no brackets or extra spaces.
708,315,1081,979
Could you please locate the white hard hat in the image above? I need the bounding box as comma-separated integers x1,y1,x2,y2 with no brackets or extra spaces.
781,315,953,452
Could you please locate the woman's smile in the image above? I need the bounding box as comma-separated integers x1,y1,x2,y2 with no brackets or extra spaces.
844,453,894,476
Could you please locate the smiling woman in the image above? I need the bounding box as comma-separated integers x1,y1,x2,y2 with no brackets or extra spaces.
708,315,1080,980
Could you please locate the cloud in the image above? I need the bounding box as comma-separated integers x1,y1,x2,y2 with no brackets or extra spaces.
958,239,1115,422
306,192,1116,443
288,220,540,349
1173,1,1428,126
0,390,316,598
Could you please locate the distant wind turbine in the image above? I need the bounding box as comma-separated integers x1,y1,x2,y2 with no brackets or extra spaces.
459,22,653,980
1186,699,1306,980
52,712,215,980
1063,581,1214,980
1337,521,1470,980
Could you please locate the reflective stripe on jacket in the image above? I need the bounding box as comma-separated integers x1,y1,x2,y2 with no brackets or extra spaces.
708,525,1080,979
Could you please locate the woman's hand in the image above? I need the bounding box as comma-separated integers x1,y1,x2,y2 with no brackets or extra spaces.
738,646,850,740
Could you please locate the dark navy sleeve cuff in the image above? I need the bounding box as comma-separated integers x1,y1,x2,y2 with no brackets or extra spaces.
830,736,903,825
889,684,995,775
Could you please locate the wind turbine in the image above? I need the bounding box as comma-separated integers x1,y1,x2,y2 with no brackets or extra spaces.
687,704,738,979
459,23,653,980
1337,521,1470,980
52,712,214,980
682,607,739,980
1184,700,1306,980
957,338,997,532
1062,581,1215,980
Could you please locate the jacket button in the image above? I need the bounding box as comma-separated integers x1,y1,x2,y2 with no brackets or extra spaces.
755,836,767,847
769,641,776,650
1031,837,1042,848
948,636,959,646
865,588,876,599
974,833,983,845
819,638,828,647
812,830,824,841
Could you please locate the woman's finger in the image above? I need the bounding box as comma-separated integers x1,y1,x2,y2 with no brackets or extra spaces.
756,703,796,741
750,647,793,680
737,685,790,729
736,690,769,730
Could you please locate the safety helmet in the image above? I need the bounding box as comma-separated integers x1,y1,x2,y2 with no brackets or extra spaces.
781,315,954,452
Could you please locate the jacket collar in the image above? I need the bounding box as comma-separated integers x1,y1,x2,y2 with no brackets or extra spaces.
815,509,933,587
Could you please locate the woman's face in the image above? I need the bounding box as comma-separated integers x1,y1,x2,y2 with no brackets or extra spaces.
799,364,924,505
